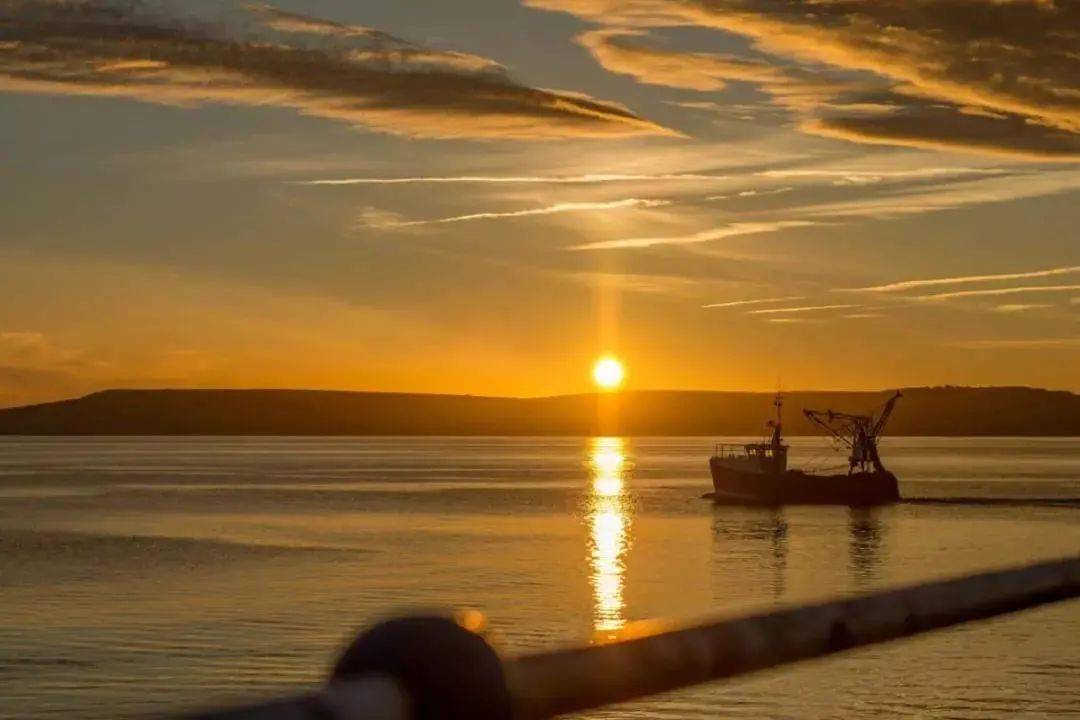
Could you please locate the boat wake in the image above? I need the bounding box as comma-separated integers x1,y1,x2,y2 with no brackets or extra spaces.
901,497,1080,508
700,494,1080,508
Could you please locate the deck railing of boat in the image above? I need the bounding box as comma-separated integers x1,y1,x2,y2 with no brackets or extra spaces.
180,556,1079,720
714,442,742,458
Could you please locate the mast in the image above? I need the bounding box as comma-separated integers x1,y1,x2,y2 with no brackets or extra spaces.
770,393,783,452
766,392,787,473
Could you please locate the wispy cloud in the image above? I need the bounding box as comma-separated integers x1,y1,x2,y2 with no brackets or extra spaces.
765,318,826,324
748,303,861,316
248,5,419,42
570,220,816,251
575,27,783,91
556,270,700,297
366,198,669,227
354,206,412,231
707,187,793,201
842,266,1080,293
0,330,103,379
245,4,504,75
915,285,1080,302
995,304,1053,313
299,173,730,186
952,338,1080,350
702,296,804,309
0,1,670,140
669,100,785,122
760,168,1003,185
787,170,1080,221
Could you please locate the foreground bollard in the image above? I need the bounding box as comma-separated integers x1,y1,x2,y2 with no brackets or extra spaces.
181,556,1080,720
332,616,511,720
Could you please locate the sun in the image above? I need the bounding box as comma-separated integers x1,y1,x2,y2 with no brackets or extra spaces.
592,356,625,390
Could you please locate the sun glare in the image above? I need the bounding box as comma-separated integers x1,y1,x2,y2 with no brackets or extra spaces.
592,357,625,390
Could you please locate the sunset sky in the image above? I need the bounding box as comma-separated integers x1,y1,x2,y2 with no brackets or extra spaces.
0,0,1077,406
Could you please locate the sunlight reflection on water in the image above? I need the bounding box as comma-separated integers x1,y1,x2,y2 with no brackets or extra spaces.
588,437,632,637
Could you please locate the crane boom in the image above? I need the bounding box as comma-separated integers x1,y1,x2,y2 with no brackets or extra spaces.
872,390,903,437
802,391,902,475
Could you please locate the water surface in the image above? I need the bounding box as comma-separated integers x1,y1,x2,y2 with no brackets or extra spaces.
1,436,1077,719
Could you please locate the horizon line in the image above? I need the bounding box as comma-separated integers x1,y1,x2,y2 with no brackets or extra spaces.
3,383,1076,411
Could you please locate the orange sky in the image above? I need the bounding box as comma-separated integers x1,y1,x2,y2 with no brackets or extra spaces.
0,1,1077,407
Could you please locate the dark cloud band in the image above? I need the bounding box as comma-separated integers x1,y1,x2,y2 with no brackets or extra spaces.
0,0,672,139
528,0,1080,159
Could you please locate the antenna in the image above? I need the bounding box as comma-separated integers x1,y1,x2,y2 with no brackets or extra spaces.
773,376,784,429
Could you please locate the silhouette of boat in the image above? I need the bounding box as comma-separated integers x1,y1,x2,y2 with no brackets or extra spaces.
709,392,902,506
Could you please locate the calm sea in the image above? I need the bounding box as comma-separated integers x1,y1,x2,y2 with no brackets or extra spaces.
1,437,1078,719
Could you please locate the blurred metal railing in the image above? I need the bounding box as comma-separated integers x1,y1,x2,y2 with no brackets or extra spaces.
182,556,1079,720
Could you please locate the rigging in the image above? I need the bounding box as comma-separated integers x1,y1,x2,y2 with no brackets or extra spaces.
803,391,902,475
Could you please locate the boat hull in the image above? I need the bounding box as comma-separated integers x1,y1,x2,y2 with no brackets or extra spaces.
709,456,900,506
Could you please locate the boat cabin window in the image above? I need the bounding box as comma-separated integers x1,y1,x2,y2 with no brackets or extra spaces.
743,444,773,458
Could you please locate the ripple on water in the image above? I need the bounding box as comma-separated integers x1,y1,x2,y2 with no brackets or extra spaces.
0,437,1077,720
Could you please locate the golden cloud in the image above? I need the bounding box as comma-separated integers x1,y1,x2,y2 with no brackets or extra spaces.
527,0,1080,158
576,28,783,90
0,1,672,139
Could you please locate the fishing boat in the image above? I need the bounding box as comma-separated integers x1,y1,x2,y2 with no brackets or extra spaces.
708,392,902,506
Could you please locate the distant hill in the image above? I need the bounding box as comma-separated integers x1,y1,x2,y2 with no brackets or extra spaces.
0,387,1075,436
